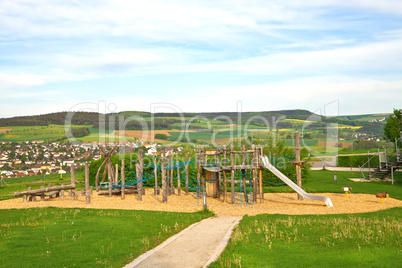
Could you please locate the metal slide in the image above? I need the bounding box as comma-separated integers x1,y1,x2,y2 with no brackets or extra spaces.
261,155,333,208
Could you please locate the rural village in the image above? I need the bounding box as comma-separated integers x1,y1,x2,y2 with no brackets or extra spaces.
0,140,180,179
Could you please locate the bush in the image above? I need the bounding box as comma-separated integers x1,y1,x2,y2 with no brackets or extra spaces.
155,133,168,140
338,155,379,167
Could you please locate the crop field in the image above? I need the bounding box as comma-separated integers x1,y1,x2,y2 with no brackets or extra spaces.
0,128,11,134
115,130,195,143
0,125,88,142
336,113,390,122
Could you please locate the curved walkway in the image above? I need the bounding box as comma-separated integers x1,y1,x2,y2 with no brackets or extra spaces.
124,215,242,268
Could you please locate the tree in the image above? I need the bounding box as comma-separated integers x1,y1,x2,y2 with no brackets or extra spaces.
383,109,402,145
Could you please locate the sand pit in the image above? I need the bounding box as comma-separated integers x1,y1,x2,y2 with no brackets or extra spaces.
1,189,401,216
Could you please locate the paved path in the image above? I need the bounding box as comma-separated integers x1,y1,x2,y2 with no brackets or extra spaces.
125,215,242,268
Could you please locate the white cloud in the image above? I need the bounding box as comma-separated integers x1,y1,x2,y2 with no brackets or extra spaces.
0,73,48,87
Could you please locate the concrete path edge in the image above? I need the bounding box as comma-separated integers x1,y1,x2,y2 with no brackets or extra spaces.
202,216,242,268
124,217,213,268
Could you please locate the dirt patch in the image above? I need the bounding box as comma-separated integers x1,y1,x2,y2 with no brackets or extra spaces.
1,189,401,216
0,128,11,134
117,130,194,143
317,141,353,148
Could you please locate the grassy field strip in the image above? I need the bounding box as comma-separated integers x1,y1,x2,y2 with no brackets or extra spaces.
210,208,402,267
265,170,402,200
0,208,213,267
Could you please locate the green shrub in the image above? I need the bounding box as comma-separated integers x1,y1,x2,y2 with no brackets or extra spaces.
155,133,168,140
338,155,379,167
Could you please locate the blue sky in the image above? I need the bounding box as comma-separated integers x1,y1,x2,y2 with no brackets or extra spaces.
0,0,401,118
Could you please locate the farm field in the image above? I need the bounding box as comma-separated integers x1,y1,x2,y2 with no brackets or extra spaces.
116,129,195,143
0,125,91,142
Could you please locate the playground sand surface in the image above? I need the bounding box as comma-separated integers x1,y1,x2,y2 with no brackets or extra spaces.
1,189,401,216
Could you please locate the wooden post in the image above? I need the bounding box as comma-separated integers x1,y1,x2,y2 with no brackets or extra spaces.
177,161,181,196
161,149,167,203
202,146,206,190
230,145,235,204
223,145,227,202
85,162,90,204
139,149,144,195
108,162,112,198
40,186,45,201
197,147,201,198
185,155,189,194
136,163,142,201
216,153,221,199
61,184,65,199
295,131,303,200
170,153,174,195
121,159,125,200
23,194,27,202
241,145,247,203
258,145,264,202
154,157,158,195
70,164,76,200
252,145,257,203
27,187,32,202
115,164,119,184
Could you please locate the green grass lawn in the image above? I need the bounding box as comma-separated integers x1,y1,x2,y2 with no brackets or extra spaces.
0,172,85,201
0,207,213,267
210,208,402,268
264,170,402,200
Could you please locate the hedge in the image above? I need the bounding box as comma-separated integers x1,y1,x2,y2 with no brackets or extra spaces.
338,155,379,168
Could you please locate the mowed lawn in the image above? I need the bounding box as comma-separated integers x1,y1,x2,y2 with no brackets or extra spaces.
210,208,402,267
264,170,402,200
0,208,212,267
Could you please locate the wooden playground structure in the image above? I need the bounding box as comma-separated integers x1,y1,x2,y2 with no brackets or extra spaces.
14,132,314,207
